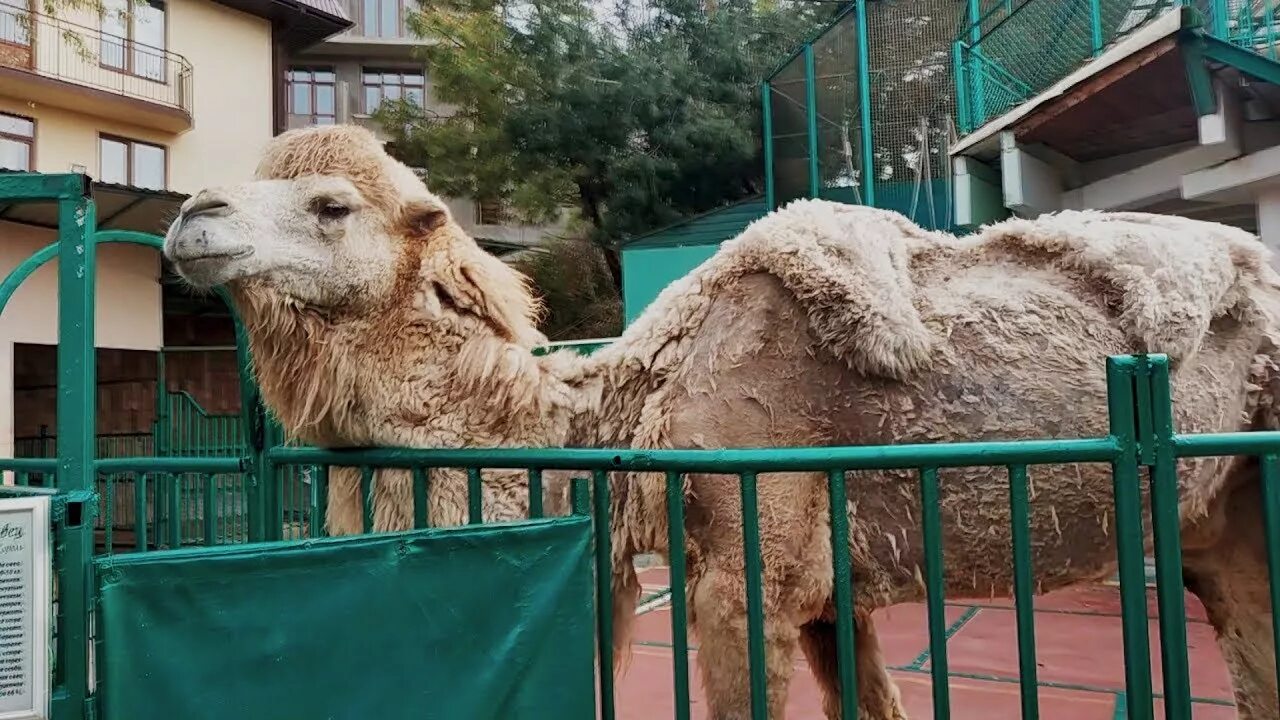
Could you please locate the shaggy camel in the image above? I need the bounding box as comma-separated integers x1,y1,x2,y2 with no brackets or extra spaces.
164,124,1280,719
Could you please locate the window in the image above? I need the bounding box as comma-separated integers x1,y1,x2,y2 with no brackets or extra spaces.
362,69,425,114
101,0,167,82
287,68,337,125
99,135,165,190
0,112,33,171
360,0,408,38
0,0,32,47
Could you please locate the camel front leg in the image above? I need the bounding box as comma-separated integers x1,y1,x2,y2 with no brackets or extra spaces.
1183,468,1278,720
692,566,803,719
799,613,909,720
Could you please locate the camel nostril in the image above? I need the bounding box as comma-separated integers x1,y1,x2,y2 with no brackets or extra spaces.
184,197,229,220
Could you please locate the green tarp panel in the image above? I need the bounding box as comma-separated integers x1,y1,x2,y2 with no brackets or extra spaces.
95,517,597,720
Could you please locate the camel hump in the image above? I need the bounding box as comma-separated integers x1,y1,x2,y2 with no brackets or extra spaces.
711,199,940,380
980,210,1279,363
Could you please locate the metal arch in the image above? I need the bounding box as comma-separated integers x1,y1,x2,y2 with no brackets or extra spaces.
0,229,236,319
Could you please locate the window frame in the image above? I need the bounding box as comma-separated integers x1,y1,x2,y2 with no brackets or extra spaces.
98,133,168,191
359,0,409,38
99,0,169,84
0,111,35,172
286,67,339,125
0,0,35,50
361,68,426,114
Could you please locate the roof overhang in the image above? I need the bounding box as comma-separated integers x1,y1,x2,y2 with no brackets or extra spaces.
214,0,352,51
0,175,187,234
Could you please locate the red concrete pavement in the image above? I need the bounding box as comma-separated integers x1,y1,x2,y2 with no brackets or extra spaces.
614,567,1236,719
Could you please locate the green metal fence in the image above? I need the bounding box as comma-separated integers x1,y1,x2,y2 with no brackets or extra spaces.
3,174,1279,719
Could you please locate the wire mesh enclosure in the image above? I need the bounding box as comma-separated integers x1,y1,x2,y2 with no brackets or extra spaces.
763,0,970,230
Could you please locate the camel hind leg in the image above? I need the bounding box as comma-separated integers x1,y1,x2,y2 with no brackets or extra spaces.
1182,463,1278,720
799,614,909,720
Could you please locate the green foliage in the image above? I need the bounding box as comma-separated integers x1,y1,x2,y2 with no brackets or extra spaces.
507,233,623,340
377,0,836,277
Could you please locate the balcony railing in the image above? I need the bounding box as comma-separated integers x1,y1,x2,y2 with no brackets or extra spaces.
0,5,193,115
954,0,1186,133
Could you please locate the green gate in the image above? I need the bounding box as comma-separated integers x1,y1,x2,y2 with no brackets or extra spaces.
1,170,1278,720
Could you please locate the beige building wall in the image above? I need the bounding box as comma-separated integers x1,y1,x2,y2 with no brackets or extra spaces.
0,0,274,193
0,0,275,457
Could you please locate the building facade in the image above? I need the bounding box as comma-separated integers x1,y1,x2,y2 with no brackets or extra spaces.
0,0,348,456
280,0,567,253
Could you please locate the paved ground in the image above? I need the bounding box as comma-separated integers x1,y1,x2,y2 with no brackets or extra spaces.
615,567,1235,719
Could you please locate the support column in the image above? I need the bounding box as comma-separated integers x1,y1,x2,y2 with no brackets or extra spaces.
1257,187,1280,268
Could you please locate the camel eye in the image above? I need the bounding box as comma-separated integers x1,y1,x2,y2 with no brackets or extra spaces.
316,201,350,221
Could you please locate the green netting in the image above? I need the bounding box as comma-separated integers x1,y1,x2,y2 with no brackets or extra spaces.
765,0,966,230
94,518,597,720
812,11,865,203
768,50,811,207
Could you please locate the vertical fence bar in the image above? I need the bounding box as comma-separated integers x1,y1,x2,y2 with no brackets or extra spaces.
135,473,148,552
103,474,113,555
467,468,483,524
412,467,429,529
1089,0,1104,54
203,473,217,546
56,190,94,716
360,466,374,534
592,470,616,720
855,0,875,206
1007,464,1039,719
953,43,971,134
762,82,776,211
168,473,181,548
1260,454,1280,708
313,465,330,537
1145,356,1191,720
665,471,691,720
803,43,820,200
528,468,544,519
1106,356,1155,720
740,471,768,720
827,469,858,720
919,467,951,718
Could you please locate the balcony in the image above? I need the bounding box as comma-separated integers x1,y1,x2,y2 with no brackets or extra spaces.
0,6,194,132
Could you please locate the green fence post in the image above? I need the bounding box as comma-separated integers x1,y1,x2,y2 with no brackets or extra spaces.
803,43,820,199
761,82,775,212
855,0,875,206
954,42,971,134
55,187,95,720
1090,0,1105,54
154,351,168,456
1106,356,1155,720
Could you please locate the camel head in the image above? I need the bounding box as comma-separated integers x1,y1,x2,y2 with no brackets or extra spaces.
163,124,544,347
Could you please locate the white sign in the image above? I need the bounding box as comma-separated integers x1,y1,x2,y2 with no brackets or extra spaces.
0,497,49,720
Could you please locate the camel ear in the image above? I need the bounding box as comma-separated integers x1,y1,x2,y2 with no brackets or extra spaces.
399,193,450,237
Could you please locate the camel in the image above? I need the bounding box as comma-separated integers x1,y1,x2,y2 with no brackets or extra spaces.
163,124,1280,720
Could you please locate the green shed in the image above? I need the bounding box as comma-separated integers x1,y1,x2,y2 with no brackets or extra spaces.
619,196,769,323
